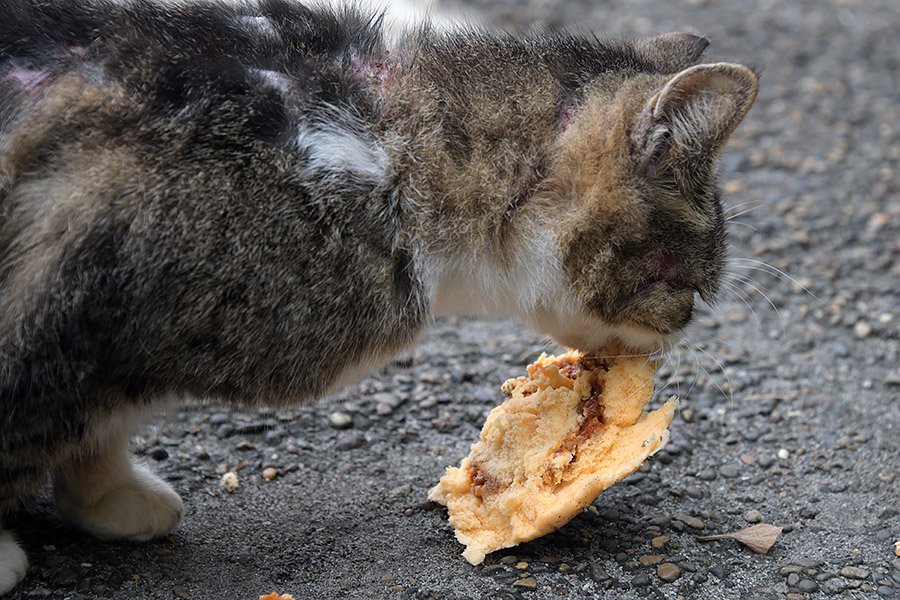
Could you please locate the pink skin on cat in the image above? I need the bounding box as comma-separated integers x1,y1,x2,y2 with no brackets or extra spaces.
2,47,88,96
3,64,51,96
351,54,394,98
560,102,578,131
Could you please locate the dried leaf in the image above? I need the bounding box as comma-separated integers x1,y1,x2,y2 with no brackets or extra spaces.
696,523,783,554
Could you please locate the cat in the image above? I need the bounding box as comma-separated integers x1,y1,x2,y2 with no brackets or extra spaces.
0,0,757,593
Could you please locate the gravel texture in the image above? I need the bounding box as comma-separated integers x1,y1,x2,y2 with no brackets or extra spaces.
6,0,900,598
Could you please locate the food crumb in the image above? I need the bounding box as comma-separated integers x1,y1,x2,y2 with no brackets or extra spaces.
221,471,239,492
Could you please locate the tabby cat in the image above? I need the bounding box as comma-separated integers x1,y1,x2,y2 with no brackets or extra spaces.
0,0,757,592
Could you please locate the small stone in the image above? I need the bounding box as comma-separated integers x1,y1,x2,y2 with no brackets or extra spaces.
375,403,394,416
335,433,364,450
786,594,804,600
148,446,169,461
588,562,608,582
695,468,718,481
878,586,895,597
209,413,230,425
262,467,277,480
220,471,239,492
709,566,727,580
329,412,353,429
780,565,803,576
757,454,774,468
673,514,705,530
514,561,529,570
895,541,900,557
639,554,663,566
743,510,763,523
854,321,873,338
631,573,651,586
657,563,681,582
787,573,800,586
740,453,756,466
720,464,741,478
513,577,537,590
173,586,190,598
797,578,818,592
842,566,870,579
777,448,790,460
651,535,669,549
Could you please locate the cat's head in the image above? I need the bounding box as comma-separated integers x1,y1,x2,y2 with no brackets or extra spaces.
524,50,758,353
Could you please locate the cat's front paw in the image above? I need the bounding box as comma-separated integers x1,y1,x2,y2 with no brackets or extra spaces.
0,530,28,595
55,463,183,542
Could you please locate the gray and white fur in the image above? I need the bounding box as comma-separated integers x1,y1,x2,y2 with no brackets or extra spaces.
0,0,757,593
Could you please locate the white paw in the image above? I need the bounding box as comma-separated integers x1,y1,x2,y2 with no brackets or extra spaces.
55,463,183,542
0,530,28,596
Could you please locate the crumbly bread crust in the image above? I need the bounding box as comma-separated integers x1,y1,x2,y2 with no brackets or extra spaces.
429,347,677,564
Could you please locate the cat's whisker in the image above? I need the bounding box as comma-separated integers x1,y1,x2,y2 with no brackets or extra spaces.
727,257,821,302
726,220,758,232
691,340,734,405
720,280,764,330
724,202,762,220
724,199,761,212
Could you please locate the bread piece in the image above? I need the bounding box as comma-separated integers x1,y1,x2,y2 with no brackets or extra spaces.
429,346,677,564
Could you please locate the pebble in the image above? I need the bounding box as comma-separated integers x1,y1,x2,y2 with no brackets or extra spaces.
148,446,169,461
262,467,277,481
842,566,870,579
854,321,873,338
328,412,353,430
720,464,741,478
657,563,681,582
335,433,364,450
639,555,663,566
709,566,727,580
777,448,790,460
673,514,705,530
878,585,895,597
631,573,651,586
743,510,763,523
234,422,272,435
695,468,718,481
588,562,608,582
512,577,537,590
209,413,230,425
757,454,775,468
651,535,669,549
797,579,818,592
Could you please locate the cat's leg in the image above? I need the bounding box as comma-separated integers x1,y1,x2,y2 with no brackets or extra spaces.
52,410,183,542
0,529,28,595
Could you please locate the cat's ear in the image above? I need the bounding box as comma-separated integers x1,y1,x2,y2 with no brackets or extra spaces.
635,62,758,177
635,32,710,72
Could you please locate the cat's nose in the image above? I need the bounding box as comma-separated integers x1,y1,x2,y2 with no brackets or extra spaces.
654,252,681,287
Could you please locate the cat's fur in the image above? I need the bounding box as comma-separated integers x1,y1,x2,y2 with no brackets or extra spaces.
0,0,757,593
